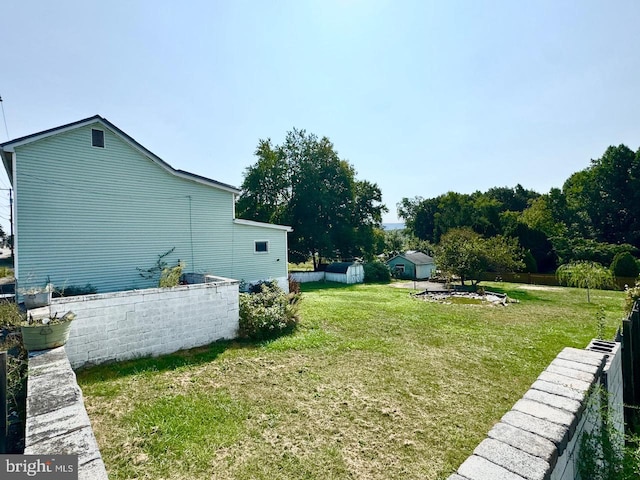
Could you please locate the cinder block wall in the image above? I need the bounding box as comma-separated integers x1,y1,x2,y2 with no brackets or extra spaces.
49,279,239,368
589,339,624,435
448,342,623,480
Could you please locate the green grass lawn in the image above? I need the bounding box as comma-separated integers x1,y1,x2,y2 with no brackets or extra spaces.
77,282,625,480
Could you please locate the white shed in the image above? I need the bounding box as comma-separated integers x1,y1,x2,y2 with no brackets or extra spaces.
325,262,364,284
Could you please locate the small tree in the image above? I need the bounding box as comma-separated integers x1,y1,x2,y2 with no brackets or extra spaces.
434,228,484,285
434,228,523,286
556,261,614,303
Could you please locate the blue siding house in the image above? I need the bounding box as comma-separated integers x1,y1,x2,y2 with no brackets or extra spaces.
0,115,291,294
386,252,436,280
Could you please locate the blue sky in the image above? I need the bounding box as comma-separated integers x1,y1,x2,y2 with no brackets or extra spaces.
2,0,640,234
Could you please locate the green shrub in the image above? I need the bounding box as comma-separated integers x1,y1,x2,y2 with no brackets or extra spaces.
624,280,640,315
611,252,640,278
53,283,98,298
523,250,538,273
239,282,301,340
248,280,277,294
159,262,184,288
363,261,391,283
0,301,26,328
0,266,14,278
0,336,27,453
288,275,300,294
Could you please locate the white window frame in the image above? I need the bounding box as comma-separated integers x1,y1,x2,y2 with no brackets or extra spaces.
254,240,269,254
395,263,405,273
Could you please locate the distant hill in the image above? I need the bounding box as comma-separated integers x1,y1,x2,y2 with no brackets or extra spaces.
382,223,405,231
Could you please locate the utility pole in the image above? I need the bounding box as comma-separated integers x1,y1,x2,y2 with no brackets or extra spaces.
8,189,12,263
0,189,13,264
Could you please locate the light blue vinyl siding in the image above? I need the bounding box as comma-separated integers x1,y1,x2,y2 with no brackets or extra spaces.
13,122,287,293
387,257,415,279
230,222,288,283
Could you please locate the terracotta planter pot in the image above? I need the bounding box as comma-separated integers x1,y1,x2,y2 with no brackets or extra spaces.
21,319,73,351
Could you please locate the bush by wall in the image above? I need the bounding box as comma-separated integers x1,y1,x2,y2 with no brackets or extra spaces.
288,275,301,294
53,283,98,298
239,282,301,340
363,261,391,283
0,302,28,453
624,282,640,315
523,250,538,273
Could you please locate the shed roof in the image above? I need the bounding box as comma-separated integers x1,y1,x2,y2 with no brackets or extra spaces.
325,262,359,274
0,115,240,193
388,252,434,266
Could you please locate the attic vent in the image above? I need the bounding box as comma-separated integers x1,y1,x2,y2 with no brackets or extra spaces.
92,129,105,148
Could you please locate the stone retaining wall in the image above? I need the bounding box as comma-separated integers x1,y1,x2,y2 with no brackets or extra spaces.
49,278,239,368
448,341,622,480
25,347,108,480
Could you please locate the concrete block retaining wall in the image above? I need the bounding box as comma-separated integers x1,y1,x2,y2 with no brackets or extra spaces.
49,278,239,368
25,347,108,480
448,341,623,480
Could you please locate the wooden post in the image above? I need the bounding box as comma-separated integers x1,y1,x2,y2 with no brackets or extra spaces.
0,351,6,454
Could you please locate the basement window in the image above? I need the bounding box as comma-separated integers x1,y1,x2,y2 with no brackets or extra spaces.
255,241,269,253
92,129,105,148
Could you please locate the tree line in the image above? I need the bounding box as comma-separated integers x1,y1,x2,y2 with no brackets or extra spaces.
398,144,640,274
237,129,640,276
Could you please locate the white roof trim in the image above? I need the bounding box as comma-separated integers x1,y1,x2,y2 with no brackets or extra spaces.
0,118,101,152
234,218,293,232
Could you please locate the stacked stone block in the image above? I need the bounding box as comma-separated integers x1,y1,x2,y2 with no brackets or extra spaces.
448,344,623,480
25,347,108,480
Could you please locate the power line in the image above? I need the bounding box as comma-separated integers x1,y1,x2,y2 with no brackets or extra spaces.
0,95,9,140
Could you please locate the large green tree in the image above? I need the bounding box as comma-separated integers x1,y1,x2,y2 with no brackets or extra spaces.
563,145,640,247
236,129,387,268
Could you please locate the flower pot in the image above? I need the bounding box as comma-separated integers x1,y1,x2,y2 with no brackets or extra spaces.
21,319,73,351
23,291,51,310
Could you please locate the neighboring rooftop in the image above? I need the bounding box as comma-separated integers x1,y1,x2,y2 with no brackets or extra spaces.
325,262,360,274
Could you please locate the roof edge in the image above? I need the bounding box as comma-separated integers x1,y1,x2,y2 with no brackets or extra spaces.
0,115,103,150
234,218,293,232
0,115,241,194
386,253,435,265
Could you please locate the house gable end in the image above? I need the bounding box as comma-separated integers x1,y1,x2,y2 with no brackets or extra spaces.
12,123,241,294
2,116,240,194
